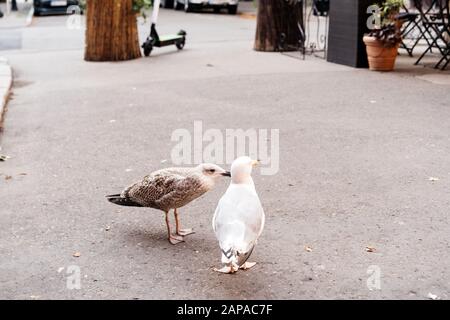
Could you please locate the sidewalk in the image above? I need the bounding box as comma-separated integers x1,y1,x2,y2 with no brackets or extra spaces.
1,6,450,300
0,1,31,128
0,56,12,129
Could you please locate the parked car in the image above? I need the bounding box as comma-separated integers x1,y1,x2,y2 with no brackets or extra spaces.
33,0,82,16
161,0,239,14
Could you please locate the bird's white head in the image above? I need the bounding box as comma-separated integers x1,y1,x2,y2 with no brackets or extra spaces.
197,163,231,184
230,156,259,184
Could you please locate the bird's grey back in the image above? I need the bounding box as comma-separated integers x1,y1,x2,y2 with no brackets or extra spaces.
122,167,209,212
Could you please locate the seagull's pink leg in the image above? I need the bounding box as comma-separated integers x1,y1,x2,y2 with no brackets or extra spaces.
174,208,195,236
165,211,184,245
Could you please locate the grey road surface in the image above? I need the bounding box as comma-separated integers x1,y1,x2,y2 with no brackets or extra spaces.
1,7,450,300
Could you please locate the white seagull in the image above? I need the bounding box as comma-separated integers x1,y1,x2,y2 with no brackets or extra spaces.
106,164,230,245
212,156,265,273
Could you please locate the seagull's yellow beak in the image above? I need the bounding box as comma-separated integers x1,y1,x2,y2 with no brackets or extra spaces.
251,159,260,167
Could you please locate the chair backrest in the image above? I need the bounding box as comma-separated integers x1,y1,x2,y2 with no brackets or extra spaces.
413,0,440,13
413,0,450,19
438,0,450,31
432,0,449,24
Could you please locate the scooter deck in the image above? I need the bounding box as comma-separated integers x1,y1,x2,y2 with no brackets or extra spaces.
154,35,185,47
159,34,184,42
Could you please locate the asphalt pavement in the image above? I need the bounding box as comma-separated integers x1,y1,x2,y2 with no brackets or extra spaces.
0,5,450,300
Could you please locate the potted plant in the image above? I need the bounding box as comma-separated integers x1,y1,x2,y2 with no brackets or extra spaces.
363,0,404,71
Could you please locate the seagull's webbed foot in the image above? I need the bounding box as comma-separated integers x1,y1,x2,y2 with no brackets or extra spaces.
213,266,235,274
239,262,257,270
214,263,239,274
169,234,184,245
177,228,195,236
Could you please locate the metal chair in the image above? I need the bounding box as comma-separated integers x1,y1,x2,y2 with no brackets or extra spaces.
413,0,450,69
434,1,450,69
398,11,423,56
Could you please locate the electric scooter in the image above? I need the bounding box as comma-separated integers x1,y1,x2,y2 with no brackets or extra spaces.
142,0,186,57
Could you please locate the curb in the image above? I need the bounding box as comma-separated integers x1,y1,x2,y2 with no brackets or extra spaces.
0,57,13,129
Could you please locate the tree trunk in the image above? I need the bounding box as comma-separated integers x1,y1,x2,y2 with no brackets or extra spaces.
254,0,303,52
85,0,142,61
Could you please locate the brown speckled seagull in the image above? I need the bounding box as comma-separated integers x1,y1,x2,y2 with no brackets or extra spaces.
106,164,230,245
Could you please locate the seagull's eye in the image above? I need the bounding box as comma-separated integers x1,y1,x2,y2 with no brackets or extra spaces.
209,169,216,173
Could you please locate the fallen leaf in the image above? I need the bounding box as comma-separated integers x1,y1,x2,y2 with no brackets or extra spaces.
73,252,81,258
0,155,10,161
105,226,111,231
19,173,27,176
427,292,440,300
4,175,12,180
206,63,214,67
57,267,64,273
305,246,313,252
365,246,376,253
428,177,440,182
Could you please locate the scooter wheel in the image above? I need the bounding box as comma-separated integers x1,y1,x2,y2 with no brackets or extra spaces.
176,38,185,50
143,41,153,57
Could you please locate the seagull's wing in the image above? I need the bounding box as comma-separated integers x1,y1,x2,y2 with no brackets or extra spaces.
123,170,187,208
155,175,205,210
213,184,265,265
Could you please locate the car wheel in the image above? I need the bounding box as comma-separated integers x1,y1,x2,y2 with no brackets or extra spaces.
174,0,183,10
228,5,237,14
184,1,192,12
213,7,221,13
162,0,174,8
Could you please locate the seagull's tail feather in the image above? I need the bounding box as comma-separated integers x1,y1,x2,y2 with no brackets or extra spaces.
236,245,255,267
106,194,143,207
221,244,255,268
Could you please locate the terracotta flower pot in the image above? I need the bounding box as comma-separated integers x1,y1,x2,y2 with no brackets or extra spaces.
363,36,400,72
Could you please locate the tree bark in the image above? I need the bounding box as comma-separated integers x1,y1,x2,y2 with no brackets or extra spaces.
85,0,142,61
254,0,303,52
